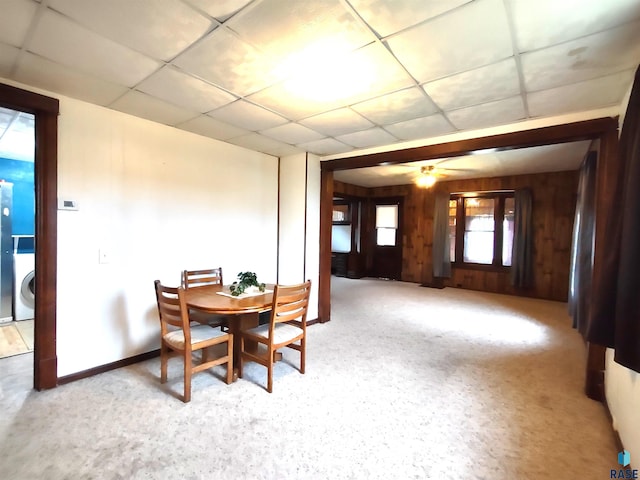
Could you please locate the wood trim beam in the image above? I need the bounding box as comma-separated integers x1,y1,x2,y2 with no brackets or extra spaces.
318,169,333,322
322,117,618,171
34,109,58,390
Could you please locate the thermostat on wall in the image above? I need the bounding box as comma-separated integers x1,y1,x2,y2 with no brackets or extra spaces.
58,198,79,210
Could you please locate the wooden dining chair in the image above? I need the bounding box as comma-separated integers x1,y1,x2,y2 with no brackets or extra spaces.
238,280,311,393
181,268,227,330
182,267,223,288
154,280,233,403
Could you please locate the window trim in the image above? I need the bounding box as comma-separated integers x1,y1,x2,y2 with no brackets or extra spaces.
450,191,515,270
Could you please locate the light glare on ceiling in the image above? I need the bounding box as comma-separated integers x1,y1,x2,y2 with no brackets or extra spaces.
281,40,376,103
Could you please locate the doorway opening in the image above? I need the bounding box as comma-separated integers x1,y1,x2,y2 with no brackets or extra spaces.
0,107,35,360
0,82,59,390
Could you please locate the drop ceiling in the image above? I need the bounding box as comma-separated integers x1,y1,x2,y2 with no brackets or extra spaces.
0,0,639,182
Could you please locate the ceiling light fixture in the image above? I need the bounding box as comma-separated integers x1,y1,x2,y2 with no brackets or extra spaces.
415,166,437,188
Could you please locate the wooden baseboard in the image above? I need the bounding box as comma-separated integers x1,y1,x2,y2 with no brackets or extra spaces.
57,322,322,385
57,349,160,385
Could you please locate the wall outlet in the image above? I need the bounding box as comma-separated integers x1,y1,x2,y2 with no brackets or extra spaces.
99,249,110,264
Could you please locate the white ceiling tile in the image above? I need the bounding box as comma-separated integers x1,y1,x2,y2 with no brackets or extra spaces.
352,87,438,125
137,67,237,113
386,0,513,82
261,123,325,144
343,43,416,101
446,96,525,131
522,22,640,92
528,70,635,118
423,58,521,111
13,52,129,105
184,0,253,22
0,44,20,77
510,0,640,52
176,115,250,141
300,108,373,137
28,10,161,87
247,82,341,120
227,0,371,73
0,0,38,47
335,127,398,148
487,141,591,176
248,42,414,120
48,0,213,61
208,100,288,131
0,108,34,162
227,133,302,157
173,27,280,96
110,91,198,126
384,114,455,141
349,0,472,38
297,138,353,156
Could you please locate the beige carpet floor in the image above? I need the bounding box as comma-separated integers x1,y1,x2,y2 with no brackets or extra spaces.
0,278,618,479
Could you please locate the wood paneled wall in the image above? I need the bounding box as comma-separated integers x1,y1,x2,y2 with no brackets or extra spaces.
335,170,579,302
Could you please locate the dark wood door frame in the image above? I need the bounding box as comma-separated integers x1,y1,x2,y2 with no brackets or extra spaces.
319,117,619,400
0,83,58,390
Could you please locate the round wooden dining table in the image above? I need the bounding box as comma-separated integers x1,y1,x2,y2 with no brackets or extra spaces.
183,284,276,380
183,284,274,315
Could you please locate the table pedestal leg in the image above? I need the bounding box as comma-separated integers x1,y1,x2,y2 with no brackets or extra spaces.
228,313,258,381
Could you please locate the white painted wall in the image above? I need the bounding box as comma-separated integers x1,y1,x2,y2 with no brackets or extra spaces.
278,153,307,284
605,78,640,468
305,154,320,321
277,153,320,320
40,92,279,376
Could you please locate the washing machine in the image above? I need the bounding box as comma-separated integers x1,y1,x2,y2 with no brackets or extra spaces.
13,235,35,321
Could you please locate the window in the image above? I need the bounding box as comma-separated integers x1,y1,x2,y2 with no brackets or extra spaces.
376,204,398,246
332,203,350,224
449,192,515,267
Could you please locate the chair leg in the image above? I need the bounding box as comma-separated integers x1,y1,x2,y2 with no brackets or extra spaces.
160,343,168,384
226,335,234,384
267,350,274,393
300,337,306,374
184,352,192,403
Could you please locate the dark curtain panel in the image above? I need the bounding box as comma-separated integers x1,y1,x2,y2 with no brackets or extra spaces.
511,188,533,288
588,66,640,372
432,192,451,278
568,151,597,334
613,66,640,372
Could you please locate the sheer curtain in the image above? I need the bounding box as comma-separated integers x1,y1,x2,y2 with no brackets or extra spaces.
432,192,451,278
511,188,533,288
568,150,597,333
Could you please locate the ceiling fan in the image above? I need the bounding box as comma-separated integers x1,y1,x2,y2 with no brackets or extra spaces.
413,161,475,188
415,165,440,188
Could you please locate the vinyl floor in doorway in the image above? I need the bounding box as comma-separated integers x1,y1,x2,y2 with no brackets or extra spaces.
0,320,34,359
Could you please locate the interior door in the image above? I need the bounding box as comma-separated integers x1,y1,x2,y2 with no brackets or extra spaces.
371,197,403,280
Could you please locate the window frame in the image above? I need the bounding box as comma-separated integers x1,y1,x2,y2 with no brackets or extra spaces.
375,203,399,247
450,191,515,271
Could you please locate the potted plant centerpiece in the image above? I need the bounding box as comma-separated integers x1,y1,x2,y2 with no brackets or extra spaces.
229,271,266,297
